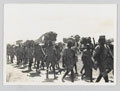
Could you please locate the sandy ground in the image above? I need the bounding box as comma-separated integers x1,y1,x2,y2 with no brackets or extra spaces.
5,55,114,85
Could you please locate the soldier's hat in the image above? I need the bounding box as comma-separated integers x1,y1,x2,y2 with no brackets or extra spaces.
98,35,106,43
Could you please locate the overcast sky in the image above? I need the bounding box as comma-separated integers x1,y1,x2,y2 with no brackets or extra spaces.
4,4,117,44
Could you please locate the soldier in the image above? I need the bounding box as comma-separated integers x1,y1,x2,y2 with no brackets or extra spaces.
22,45,28,66
55,45,61,69
7,44,11,63
62,41,75,82
15,44,24,65
93,36,113,82
107,39,114,75
34,43,45,73
80,37,94,75
81,43,93,82
45,41,58,79
9,45,15,63
26,46,34,71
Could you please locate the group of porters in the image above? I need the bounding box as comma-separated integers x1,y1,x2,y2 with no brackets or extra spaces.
7,35,114,83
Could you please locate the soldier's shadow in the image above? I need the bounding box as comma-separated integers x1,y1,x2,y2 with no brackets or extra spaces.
29,72,41,77
48,71,54,74
42,78,54,83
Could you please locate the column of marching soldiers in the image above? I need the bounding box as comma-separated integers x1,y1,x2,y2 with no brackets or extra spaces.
7,34,114,83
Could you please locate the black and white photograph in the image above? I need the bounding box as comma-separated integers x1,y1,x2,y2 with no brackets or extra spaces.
4,4,117,85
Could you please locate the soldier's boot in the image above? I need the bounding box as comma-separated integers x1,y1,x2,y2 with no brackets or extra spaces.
62,71,69,82
104,75,109,82
46,68,49,79
90,69,93,82
53,66,58,79
81,72,86,80
28,63,32,71
71,70,74,82
74,64,78,75
96,74,102,82
36,62,41,73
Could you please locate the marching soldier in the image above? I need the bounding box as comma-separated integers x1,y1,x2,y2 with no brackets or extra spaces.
81,43,93,82
15,45,23,65
34,43,45,73
9,45,15,63
7,44,11,63
62,41,75,82
22,45,28,65
55,45,61,69
45,41,58,79
7,44,15,63
93,36,113,82
26,46,34,71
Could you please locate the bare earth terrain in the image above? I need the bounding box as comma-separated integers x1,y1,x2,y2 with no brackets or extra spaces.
6,55,114,85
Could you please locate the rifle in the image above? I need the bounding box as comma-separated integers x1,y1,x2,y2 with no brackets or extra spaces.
92,37,96,48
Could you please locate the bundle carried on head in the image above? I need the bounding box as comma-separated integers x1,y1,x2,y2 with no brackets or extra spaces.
63,37,75,47
36,31,57,44
44,31,57,41
16,40,23,45
80,37,91,45
24,40,35,48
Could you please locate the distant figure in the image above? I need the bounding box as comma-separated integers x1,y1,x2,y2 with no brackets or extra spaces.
9,45,15,63
7,44,11,63
15,45,24,65
7,44,15,63
62,41,75,82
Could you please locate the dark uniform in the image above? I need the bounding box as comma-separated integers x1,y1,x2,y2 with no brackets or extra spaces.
34,44,44,72
82,44,93,82
15,45,24,65
45,41,58,79
9,45,15,63
72,42,79,74
62,41,75,82
7,44,15,63
93,36,113,82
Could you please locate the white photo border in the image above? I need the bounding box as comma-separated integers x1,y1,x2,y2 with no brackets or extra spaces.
0,0,120,91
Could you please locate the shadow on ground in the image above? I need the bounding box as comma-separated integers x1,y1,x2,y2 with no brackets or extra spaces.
42,78,55,83
28,72,41,77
